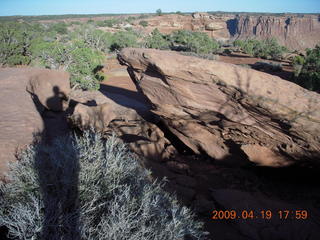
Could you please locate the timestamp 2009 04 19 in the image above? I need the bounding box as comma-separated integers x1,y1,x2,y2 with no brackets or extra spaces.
211,210,309,220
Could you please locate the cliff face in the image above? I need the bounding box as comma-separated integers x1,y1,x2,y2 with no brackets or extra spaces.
234,15,320,50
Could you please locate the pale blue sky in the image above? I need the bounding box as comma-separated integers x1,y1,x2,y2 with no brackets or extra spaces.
0,0,319,16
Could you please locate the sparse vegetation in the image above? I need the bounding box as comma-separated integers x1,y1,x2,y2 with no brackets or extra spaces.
0,22,41,66
144,28,170,50
110,30,139,51
293,45,320,92
0,131,204,240
170,30,220,54
139,20,148,27
233,38,287,60
49,22,68,35
144,29,220,54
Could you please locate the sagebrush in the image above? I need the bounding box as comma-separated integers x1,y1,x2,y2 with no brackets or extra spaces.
0,131,204,240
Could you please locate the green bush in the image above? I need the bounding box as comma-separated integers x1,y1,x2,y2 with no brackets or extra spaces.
49,22,68,35
103,18,120,27
156,9,162,16
144,28,170,50
233,38,287,60
34,40,105,90
70,21,81,25
294,45,320,92
110,31,139,51
0,131,204,240
139,20,148,27
292,55,305,77
0,22,34,66
73,25,113,53
170,30,220,54
125,16,136,23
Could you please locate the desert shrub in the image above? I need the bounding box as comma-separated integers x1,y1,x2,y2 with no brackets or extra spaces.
71,21,81,25
34,40,105,90
293,45,320,92
0,22,34,66
110,31,139,51
156,9,162,16
87,19,94,24
169,30,220,54
233,38,287,60
73,25,113,53
103,18,120,27
139,20,148,27
49,22,68,35
125,16,136,23
138,14,148,19
144,28,170,50
292,55,305,77
0,131,204,240
95,20,106,27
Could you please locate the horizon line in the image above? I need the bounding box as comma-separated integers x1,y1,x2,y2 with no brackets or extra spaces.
1,10,319,17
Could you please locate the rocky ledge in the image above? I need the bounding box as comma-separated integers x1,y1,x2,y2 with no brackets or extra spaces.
118,48,320,167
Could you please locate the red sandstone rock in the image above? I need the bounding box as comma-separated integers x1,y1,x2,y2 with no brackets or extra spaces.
234,15,320,50
118,48,320,167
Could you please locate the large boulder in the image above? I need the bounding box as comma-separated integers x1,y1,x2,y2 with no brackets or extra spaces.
118,48,320,167
26,69,70,111
0,68,44,178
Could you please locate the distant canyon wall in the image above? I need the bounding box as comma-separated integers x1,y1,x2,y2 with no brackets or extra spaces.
231,15,320,50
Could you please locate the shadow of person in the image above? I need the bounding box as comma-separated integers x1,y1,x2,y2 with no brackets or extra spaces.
30,86,81,239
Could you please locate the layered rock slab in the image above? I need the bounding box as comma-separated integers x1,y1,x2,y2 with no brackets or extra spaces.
118,48,320,167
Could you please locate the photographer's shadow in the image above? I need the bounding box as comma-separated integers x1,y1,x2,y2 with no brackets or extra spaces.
31,86,81,239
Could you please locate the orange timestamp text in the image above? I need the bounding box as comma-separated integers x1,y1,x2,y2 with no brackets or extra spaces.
211,210,309,220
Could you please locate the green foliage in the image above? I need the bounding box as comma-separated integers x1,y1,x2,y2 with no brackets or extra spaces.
73,25,113,53
170,30,220,54
67,41,105,90
110,31,139,51
125,16,136,23
49,22,68,35
139,20,148,27
156,9,162,16
294,45,320,92
34,40,105,90
293,55,305,77
233,38,287,60
144,29,170,50
103,18,120,27
70,21,81,25
0,22,34,66
0,131,204,240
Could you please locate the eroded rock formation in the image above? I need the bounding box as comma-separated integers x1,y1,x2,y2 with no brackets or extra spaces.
118,48,320,167
234,15,320,50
